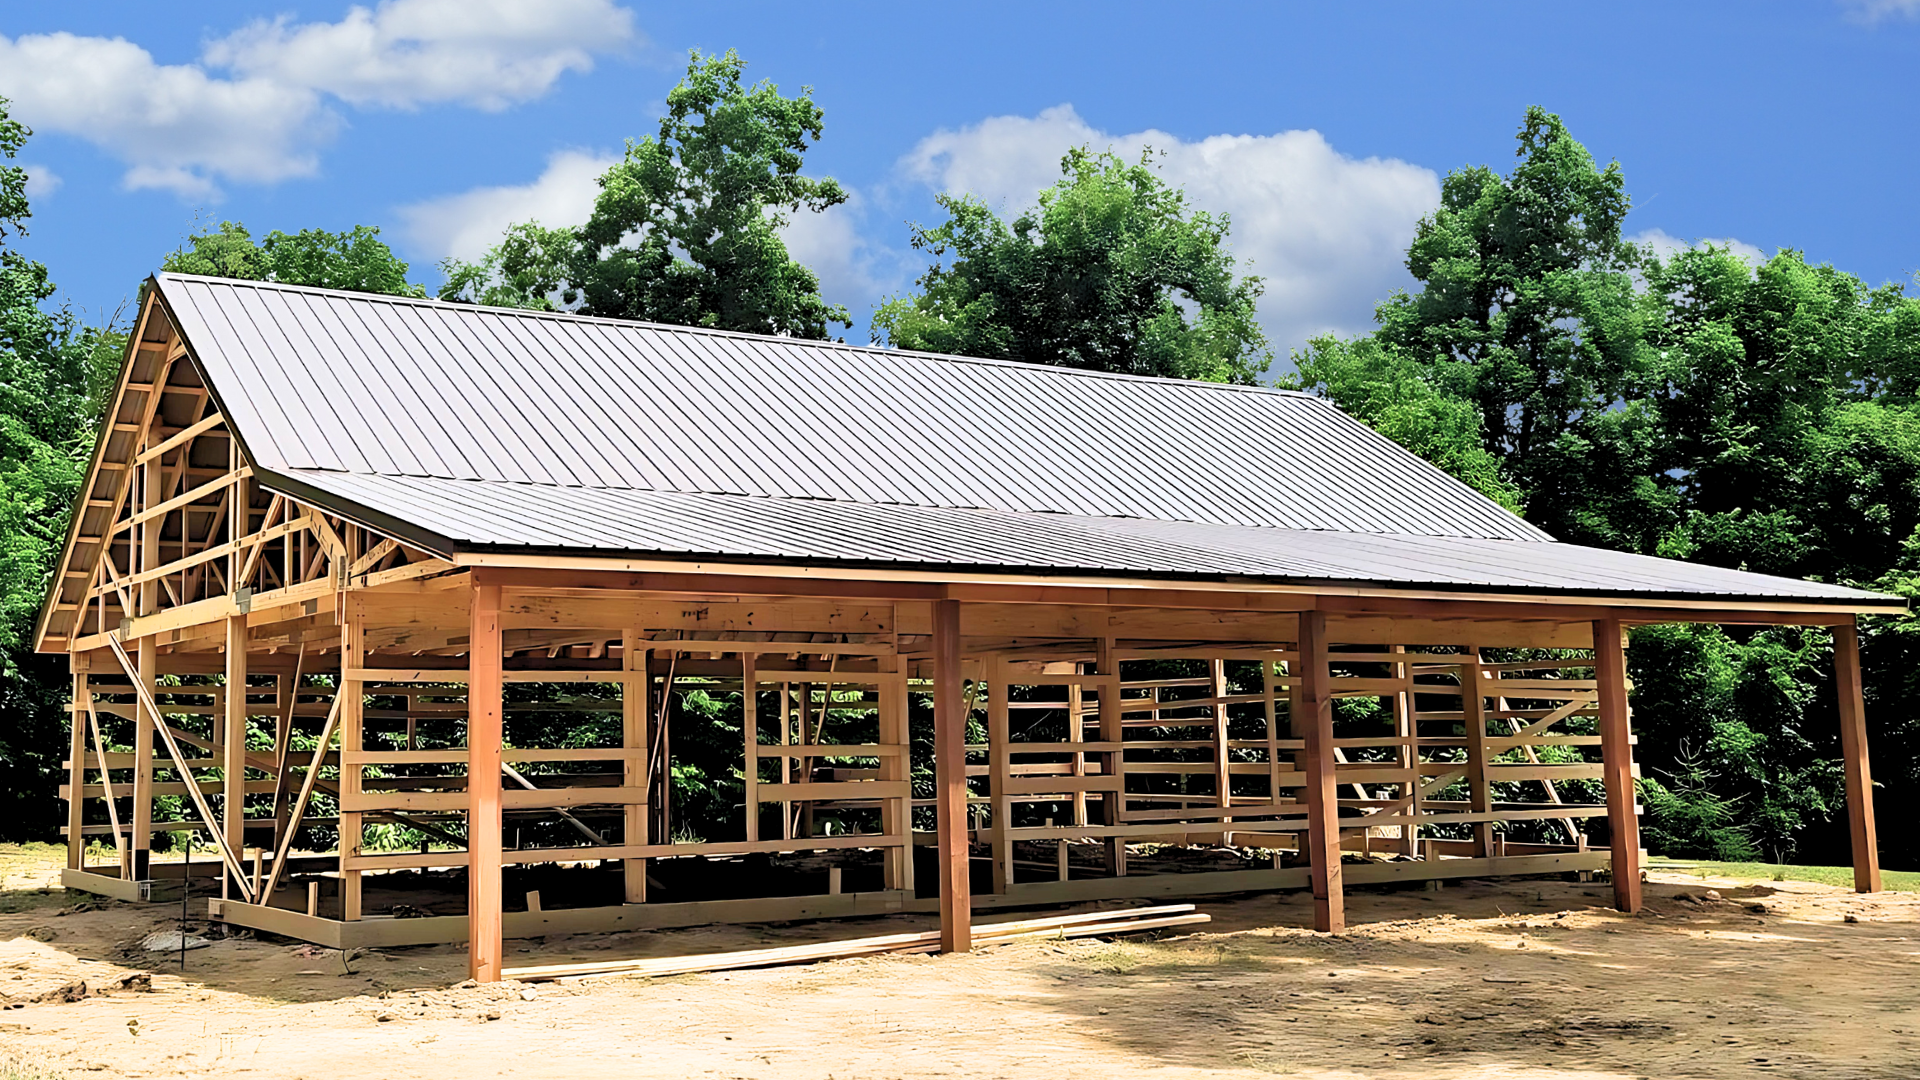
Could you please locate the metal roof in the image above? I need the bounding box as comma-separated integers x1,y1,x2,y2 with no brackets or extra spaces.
156,273,1545,541
150,273,1893,605
269,470,1888,602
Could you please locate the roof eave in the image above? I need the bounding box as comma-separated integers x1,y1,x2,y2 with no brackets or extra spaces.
438,543,1907,619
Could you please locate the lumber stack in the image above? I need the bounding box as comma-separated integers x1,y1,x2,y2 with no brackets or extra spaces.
504,903,1208,983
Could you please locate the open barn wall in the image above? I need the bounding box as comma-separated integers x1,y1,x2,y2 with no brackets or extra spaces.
68,569,1633,949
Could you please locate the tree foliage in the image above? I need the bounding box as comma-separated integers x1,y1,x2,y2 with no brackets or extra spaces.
441,50,850,339
0,97,125,838
1294,106,1920,865
872,148,1271,383
162,221,424,296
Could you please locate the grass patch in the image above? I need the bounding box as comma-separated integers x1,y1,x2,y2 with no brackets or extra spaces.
1648,856,1920,892
1,1056,68,1080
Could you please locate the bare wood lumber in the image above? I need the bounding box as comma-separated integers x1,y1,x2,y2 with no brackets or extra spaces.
1297,610,1344,933
932,597,970,952
1461,653,1493,858
1833,621,1882,893
988,658,1013,893
104,636,253,895
338,601,365,921
67,671,86,870
257,691,345,902
743,651,759,842
468,582,505,982
504,905,1209,982
222,615,247,898
621,628,647,902
84,695,126,868
1593,617,1642,913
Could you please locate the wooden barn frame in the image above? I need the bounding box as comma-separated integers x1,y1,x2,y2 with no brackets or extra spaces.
36,274,1899,982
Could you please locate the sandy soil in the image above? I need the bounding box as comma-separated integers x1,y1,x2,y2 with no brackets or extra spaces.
2,846,1915,1079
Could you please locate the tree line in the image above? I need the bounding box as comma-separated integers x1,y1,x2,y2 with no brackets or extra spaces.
2,51,1916,869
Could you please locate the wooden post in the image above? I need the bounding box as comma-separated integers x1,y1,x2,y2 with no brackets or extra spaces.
468,583,505,982
988,658,1012,893
1462,652,1493,858
131,636,155,880
932,598,971,953
67,665,87,870
1834,621,1882,893
222,615,247,899
1096,636,1125,876
1592,617,1642,913
1211,659,1231,811
1297,610,1343,933
338,605,364,921
877,639,912,892
621,630,648,903
1392,645,1418,857
743,652,759,842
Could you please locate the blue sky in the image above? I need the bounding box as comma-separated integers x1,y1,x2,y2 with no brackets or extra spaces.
3,0,1917,362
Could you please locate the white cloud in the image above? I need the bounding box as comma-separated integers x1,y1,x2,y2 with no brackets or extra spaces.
397,148,617,263
0,31,332,196
1840,0,1920,23
204,0,637,111
898,105,1442,355
1631,228,1768,266
22,165,61,199
0,3,635,198
777,192,913,315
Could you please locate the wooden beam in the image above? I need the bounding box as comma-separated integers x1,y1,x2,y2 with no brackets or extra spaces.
222,615,247,898
621,629,647,903
932,598,971,952
133,410,226,466
1593,617,1642,913
105,636,252,895
468,582,505,982
130,637,155,879
66,669,86,871
1297,609,1343,933
338,601,365,921
1834,621,1882,893
460,558,1901,618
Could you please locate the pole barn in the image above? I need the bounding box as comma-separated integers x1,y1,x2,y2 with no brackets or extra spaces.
37,273,1895,980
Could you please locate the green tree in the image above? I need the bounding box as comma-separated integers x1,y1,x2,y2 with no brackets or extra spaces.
1295,106,1920,869
873,148,1271,383
1288,335,1521,511
443,50,849,338
1303,106,1665,547
1641,245,1920,582
0,96,126,839
163,221,424,296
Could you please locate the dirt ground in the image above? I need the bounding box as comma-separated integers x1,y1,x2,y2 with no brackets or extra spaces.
2,845,1915,1079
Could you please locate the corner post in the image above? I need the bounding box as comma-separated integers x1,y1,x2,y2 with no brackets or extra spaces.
223,615,248,898
1834,620,1882,893
932,598,971,952
68,662,88,870
468,582,505,982
1298,610,1344,933
1592,617,1642,913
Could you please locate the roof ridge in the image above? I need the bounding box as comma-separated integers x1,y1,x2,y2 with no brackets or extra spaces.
153,271,1316,400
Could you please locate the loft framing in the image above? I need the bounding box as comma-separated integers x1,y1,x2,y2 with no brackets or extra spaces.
37,273,1901,982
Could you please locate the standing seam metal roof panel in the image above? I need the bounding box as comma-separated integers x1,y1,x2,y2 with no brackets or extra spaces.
156,272,1604,547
